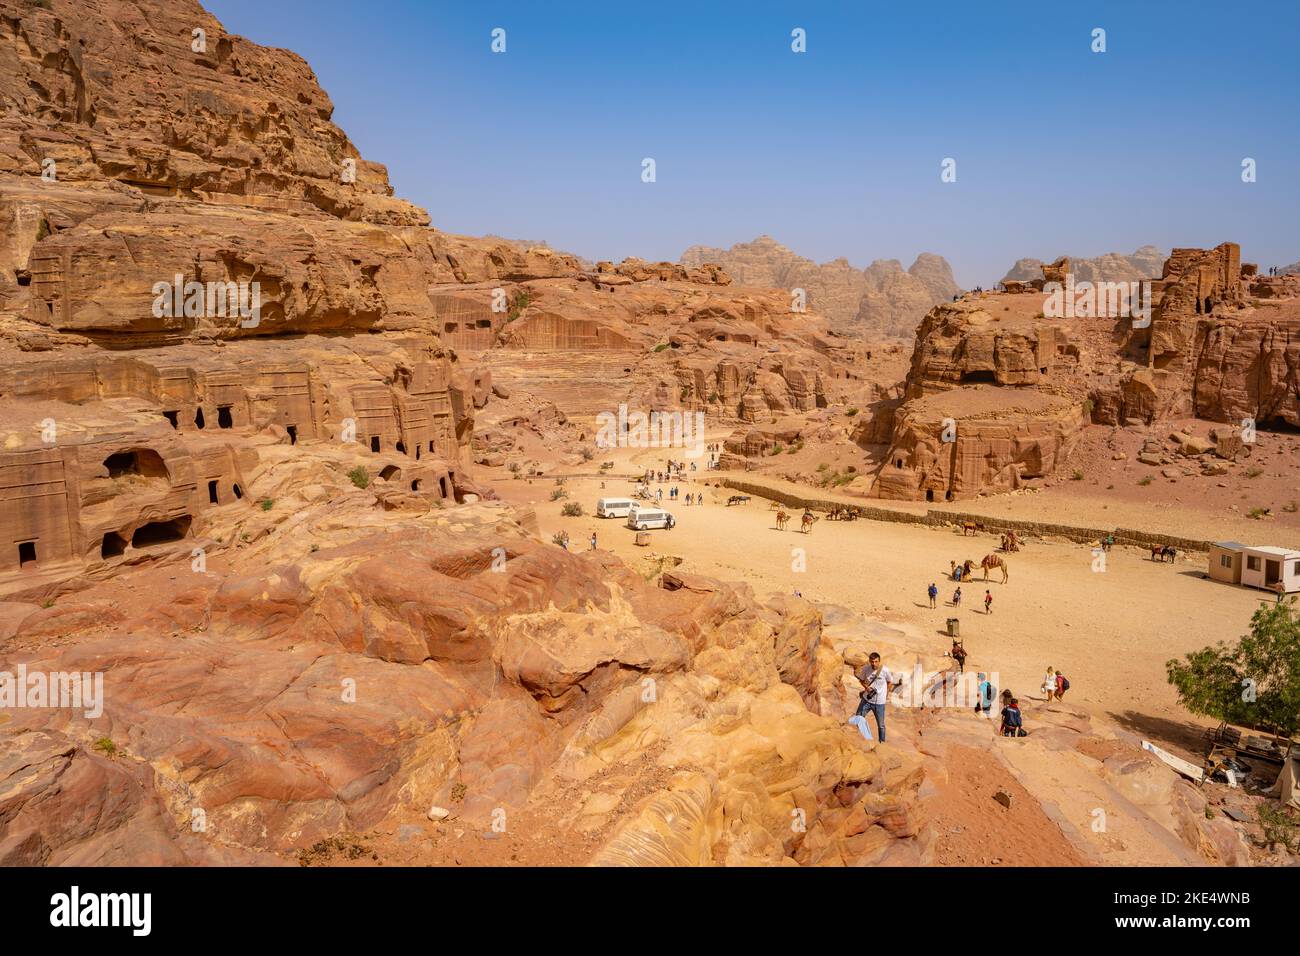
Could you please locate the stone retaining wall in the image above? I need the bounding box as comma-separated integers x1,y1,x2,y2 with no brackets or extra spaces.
716,478,1215,552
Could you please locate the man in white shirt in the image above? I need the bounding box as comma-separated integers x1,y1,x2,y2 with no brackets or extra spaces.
855,652,901,743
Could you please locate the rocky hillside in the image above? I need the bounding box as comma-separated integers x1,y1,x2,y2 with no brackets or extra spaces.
680,235,959,339
0,0,922,867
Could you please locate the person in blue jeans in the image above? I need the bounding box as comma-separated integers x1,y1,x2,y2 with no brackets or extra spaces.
855,652,901,743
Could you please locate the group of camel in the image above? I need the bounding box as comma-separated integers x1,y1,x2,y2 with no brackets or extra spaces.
774,508,817,533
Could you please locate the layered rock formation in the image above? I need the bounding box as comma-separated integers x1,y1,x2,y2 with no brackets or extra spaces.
0,0,924,867
679,235,958,339
866,242,1300,500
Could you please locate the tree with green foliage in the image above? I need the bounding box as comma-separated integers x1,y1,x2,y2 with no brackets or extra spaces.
1166,602,1300,737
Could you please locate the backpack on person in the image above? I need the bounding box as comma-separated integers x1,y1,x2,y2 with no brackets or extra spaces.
1060,676,1070,691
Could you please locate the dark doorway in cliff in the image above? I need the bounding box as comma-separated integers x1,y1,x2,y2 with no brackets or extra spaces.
379,465,401,481
286,425,298,445
414,445,421,460
104,448,168,479
395,441,407,455
438,476,449,498
217,406,233,429
232,483,243,500
208,480,219,504
18,541,37,568
925,489,934,502
131,516,191,549
411,479,422,491
163,410,179,429
370,436,380,453
101,532,127,559
945,490,954,501
961,370,997,384
194,407,206,429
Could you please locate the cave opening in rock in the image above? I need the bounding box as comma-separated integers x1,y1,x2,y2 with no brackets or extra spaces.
195,407,206,429
101,532,127,559
370,436,380,453
379,465,401,481
131,516,192,549
961,370,997,384
286,425,298,445
163,410,179,428
217,406,233,429
208,479,219,504
18,541,37,568
104,448,168,479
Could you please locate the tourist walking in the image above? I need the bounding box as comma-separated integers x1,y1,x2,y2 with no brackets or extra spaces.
1054,670,1069,701
590,532,597,551
984,590,993,614
952,586,962,607
1041,667,1057,702
974,672,996,716
855,652,901,743
927,582,938,608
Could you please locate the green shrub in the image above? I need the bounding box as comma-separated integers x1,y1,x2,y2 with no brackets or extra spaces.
550,488,568,501
845,407,858,417
1138,476,1154,487
561,502,584,517
261,499,274,511
653,343,670,353
348,466,370,489
93,737,117,757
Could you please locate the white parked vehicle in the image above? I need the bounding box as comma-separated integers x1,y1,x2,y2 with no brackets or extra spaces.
627,508,675,531
596,497,639,518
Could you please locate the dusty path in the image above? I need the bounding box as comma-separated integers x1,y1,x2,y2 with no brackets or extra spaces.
496,445,1275,760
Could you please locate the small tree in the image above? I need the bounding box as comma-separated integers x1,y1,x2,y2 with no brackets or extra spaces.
1167,602,1300,737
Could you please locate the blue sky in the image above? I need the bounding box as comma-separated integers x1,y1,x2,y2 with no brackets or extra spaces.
205,0,1300,287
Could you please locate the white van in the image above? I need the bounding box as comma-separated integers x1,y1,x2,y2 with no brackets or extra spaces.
627,508,675,531
597,497,639,518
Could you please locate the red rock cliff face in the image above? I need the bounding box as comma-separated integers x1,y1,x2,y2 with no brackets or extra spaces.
0,0,928,869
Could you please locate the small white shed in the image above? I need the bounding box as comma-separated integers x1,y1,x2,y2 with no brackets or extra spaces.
1239,546,1300,594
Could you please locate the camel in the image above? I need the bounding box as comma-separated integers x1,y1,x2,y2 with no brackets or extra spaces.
1000,531,1020,553
962,522,978,537
981,554,1009,583
800,512,817,534
775,509,790,531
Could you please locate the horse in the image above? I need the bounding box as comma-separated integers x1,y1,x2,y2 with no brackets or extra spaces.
962,522,978,537
1150,545,1176,563
727,495,750,507
775,510,790,531
981,554,1009,583
800,512,817,534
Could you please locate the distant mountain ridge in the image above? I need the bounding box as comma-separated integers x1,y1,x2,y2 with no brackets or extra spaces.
679,235,959,340
1001,246,1166,285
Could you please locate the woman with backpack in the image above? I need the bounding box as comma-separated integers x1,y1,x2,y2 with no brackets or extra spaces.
1054,670,1069,700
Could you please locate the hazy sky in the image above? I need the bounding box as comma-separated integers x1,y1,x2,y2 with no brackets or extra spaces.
205,0,1300,288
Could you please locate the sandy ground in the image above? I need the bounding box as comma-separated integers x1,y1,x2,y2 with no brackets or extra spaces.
493,441,1280,762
